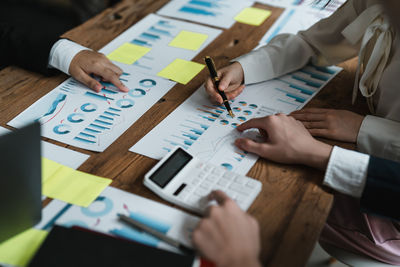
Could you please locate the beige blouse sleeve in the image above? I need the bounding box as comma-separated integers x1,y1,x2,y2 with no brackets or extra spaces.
357,116,400,162
235,0,362,85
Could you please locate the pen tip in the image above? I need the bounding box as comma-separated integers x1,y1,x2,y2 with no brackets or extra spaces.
229,111,235,118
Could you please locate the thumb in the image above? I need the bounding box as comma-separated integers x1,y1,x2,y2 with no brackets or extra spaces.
209,190,230,205
235,138,271,157
236,117,266,132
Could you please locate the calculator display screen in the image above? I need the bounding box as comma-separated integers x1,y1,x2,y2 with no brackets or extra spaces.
149,148,193,188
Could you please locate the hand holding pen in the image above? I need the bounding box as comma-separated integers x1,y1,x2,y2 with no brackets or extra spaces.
204,60,246,111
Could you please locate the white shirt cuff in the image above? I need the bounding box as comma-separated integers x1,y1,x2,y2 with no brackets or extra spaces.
323,146,370,198
48,39,90,75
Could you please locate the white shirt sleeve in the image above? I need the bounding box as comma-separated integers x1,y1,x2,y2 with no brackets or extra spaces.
48,39,90,75
323,146,370,198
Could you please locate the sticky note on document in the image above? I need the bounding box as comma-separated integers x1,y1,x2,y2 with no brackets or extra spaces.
42,158,112,207
157,58,205,85
0,228,48,267
107,43,151,65
235,7,271,26
169,30,208,51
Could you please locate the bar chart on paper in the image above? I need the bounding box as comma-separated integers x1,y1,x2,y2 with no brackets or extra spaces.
256,0,346,48
130,64,341,175
37,187,200,252
256,7,330,47
157,0,255,29
8,66,175,152
100,14,221,76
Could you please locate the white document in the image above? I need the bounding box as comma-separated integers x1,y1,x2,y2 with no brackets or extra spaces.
157,0,255,29
257,0,345,11
130,65,341,175
36,186,200,253
8,66,175,152
100,14,222,76
0,126,89,169
256,8,331,49
256,0,346,49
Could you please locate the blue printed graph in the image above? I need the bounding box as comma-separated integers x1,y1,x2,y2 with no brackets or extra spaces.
221,163,233,171
139,79,157,88
81,196,114,217
85,91,114,101
53,124,71,135
67,113,85,123
116,99,135,108
81,103,98,112
130,20,176,70
129,89,146,98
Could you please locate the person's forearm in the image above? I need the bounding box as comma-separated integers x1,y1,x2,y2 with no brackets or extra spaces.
234,33,315,85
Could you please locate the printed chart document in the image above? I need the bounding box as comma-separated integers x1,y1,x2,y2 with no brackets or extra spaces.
257,0,345,11
131,65,342,175
256,0,346,48
8,66,175,152
0,126,89,169
100,14,221,76
36,187,200,253
256,8,330,48
157,0,255,29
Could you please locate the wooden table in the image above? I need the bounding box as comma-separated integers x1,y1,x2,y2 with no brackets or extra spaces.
0,1,370,266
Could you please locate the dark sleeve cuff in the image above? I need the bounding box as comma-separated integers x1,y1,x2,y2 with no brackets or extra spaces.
1,23,61,75
360,156,400,221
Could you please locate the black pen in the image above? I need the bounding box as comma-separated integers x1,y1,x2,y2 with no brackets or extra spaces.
117,213,194,255
204,56,234,118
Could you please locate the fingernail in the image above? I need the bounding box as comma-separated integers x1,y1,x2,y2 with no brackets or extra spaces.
96,84,102,92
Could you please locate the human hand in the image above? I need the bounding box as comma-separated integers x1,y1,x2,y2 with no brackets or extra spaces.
235,114,333,170
290,108,365,143
193,191,261,267
204,62,245,104
69,50,129,93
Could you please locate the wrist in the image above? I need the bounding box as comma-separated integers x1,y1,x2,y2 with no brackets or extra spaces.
301,141,333,170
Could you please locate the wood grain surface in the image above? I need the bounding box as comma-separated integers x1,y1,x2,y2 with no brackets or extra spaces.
0,1,369,266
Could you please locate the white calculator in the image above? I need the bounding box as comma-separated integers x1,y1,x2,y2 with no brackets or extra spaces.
144,147,262,214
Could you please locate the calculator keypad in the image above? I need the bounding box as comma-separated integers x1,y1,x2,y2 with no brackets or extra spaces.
175,162,261,211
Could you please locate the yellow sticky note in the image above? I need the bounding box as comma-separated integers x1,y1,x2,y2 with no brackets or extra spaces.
0,229,48,267
169,30,208,51
42,158,112,207
157,59,205,85
234,7,271,26
107,43,151,65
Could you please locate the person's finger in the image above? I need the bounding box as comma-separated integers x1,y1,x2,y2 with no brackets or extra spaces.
225,85,245,100
235,138,271,157
291,108,329,114
205,78,223,104
98,68,129,92
290,113,326,122
218,72,233,91
75,69,102,92
106,62,123,76
301,121,327,129
308,128,330,137
209,190,230,205
236,117,266,132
